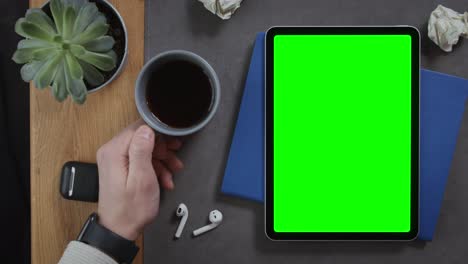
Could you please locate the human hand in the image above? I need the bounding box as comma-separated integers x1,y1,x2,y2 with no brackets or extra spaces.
96,120,184,241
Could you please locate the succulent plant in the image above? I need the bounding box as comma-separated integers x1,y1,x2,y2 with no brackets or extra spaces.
12,0,117,104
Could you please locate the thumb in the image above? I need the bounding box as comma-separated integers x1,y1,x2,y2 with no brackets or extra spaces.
128,125,156,174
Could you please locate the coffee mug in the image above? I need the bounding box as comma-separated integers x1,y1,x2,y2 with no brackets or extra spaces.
135,50,220,136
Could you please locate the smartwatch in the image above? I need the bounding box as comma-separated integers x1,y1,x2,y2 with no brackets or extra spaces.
77,213,139,264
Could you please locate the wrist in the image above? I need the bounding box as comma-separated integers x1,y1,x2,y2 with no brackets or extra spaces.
98,215,140,241
77,213,140,264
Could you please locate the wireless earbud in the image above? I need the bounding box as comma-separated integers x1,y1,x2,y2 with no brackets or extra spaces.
175,203,188,238
192,210,223,237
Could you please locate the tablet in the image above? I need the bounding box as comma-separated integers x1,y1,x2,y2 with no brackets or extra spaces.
265,26,420,240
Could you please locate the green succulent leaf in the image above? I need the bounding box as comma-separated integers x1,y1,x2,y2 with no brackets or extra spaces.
73,3,99,35
71,80,87,104
13,47,57,64
65,52,83,80
78,60,105,86
16,19,54,42
107,50,117,62
33,51,63,89
12,48,36,64
51,63,68,102
62,6,77,40
82,36,115,52
50,0,64,34
53,35,64,43
32,47,58,61
74,0,88,11
72,20,109,45
14,18,29,39
20,60,47,82
70,44,86,56
25,8,56,35
94,14,107,24
64,63,87,104
63,0,87,11
76,50,116,71
18,39,53,49
60,0,72,6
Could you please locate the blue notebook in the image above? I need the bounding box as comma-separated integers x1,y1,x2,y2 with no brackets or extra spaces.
222,33,265,202
221,33,468,240
419,69,468,240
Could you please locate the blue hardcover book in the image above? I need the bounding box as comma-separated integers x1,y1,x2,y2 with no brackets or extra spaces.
221,33,468,240
419,69,468,240
221,33,265,202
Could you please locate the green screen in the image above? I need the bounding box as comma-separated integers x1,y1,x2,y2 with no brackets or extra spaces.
273,35,412,232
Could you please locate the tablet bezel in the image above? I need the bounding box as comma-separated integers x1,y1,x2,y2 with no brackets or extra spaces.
265,26,420,241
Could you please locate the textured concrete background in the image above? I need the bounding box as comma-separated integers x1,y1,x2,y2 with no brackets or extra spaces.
144,0,468,263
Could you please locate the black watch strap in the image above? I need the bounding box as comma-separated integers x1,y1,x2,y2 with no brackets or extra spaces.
77,213,139,264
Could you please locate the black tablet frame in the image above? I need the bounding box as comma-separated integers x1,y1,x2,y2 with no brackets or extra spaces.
265,26,420,241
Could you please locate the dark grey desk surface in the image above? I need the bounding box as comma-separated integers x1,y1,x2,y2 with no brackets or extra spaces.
144,0,468,263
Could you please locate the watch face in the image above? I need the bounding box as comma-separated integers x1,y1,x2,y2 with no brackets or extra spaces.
77,213,98,241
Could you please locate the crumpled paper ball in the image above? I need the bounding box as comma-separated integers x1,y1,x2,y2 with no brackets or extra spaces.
428,5,468,52
198,0,243,20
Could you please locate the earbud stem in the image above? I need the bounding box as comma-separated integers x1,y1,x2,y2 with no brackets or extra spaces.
192,223,218,236
175,214,188,238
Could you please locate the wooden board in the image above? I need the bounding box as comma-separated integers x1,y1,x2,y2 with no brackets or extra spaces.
30,0,145,263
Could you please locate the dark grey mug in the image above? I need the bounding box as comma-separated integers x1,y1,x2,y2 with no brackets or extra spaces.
135,50,220,136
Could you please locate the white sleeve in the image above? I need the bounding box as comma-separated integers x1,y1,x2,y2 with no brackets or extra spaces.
58,241,118,264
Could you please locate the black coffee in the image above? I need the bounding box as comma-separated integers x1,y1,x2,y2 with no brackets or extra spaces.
146,60,213,128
